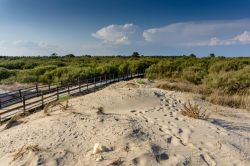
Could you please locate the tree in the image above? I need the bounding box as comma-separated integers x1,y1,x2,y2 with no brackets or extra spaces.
51,53,58,58
64,54,75,58
209,53,215,58
131,52,140,58
189,54,196,58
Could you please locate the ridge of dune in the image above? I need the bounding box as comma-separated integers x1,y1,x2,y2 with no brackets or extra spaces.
0,79,249,166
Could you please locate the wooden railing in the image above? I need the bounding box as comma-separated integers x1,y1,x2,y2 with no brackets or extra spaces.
0,71,144,122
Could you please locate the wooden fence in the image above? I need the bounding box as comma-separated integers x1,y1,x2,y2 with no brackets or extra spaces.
0,71,144,122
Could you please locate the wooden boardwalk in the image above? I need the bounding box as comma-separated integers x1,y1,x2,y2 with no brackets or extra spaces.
0,72,144,122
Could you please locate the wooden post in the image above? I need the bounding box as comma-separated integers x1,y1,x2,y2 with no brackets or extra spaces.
56,86,59,100
78,77,81,92
19,89,22,98
36,84,39,93
105,74,107,86
112,73,115,82
22,95,26,111
0,98,2,109
48,84,51,92
41,92,44,109
87,79,89,91
68,84,70,95
61,80,63,87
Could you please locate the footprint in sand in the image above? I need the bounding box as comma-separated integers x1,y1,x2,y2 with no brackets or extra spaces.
166,136,181,146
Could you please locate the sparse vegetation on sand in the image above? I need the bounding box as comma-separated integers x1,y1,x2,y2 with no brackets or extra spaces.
181,101,209,120
44,99,70,116
12,145,40,161
0,54,249,109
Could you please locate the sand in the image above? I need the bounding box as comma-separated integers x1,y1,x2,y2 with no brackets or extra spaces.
0,79,249,166
0,89,7,94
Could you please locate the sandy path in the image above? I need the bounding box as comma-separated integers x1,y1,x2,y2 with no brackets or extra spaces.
0,79,249,166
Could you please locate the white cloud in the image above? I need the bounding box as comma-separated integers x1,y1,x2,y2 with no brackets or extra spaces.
0,40,57,49
195,31,250,46
143,19,250,46
233,31,250,44
0,40,61,56
92,23,139,45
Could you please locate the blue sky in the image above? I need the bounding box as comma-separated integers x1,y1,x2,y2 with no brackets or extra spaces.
1,0,250,56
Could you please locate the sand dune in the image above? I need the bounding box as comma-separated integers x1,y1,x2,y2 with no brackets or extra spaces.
0,79,249,166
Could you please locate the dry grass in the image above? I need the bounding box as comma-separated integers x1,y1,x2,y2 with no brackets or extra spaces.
122,82,139,88
207,90,250,110
44,100,70,116
4,113,23,130
12,144,40,161
181,101,209,120
96,107,105,115
156,81,211,95
156,81,250,110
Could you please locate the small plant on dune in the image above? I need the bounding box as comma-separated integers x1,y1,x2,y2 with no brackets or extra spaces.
96,106,105,115
44,100,70,116
181,100,209,120
4,113,22,130
136,79,146,85
12,144,40,161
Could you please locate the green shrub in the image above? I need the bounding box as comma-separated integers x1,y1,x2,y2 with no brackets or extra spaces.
181,66,207,84
0,67,15,80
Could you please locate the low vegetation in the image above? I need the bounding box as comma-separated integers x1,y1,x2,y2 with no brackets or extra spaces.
181,101,209,120
12,144,40,161
44,99,70,116
0,53,249,109
3,113,23,130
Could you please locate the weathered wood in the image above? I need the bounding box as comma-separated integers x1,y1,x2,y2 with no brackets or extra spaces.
36,84,39,93
41,92,44,109
87,79,89,90
22,95,26,111
57,86,59,100
19,89,22,98
105,74,107,86
78,78,81,92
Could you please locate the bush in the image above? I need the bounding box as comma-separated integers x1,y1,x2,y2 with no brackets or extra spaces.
0,68,15,80
181,66,207,84
204,65,250,94
181,101,209,120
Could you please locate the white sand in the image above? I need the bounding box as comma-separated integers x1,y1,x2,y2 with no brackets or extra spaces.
0,79,249,166
0,88,7,94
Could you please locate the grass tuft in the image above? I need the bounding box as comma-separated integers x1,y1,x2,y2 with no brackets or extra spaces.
96,107,105,115
44,99,70,115
12,144,40,161
136,79,146,85
181,101,209,120
4,113,22,130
